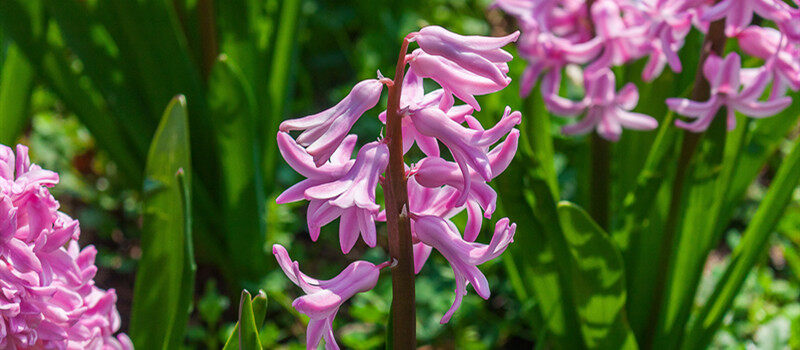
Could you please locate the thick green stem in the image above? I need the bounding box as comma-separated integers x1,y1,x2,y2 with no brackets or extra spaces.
641,17,726,350
385,38,416,349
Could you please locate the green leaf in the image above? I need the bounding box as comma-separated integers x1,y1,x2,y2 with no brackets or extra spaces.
683,131,800,350
495,85,585,349
385,305,394,350
251,290,268,330
557,202,638,350
654,110,729,348
129,96,195,349
223,290,264,350
0,43,34,145
262,0,301,196
208,55,266,282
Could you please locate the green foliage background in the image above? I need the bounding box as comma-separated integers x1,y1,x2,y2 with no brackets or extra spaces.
0,0,798,348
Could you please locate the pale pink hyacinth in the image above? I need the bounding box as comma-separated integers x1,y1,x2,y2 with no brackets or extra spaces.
634,0,696,80
412,216,515,324
667,53,792,132
737,26,800,98
275,25,520,348
273,245,390,350
545,69,657,141
0,144,131,350
585,0,649,75
279,79,384,167
700,0,794,37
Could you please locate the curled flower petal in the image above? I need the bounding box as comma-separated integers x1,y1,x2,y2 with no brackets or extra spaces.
413,216,515,323
280,79,383,166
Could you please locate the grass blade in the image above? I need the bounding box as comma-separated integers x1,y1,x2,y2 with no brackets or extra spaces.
0,43,34,145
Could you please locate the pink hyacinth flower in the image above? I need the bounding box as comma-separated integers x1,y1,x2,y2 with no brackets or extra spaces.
304,141,389,253
411,25,519,86
586,0,648,74
412,216,515,323
517,32,603,97
637,0,695,80
668,53,793,132
408,49,510,112
411,106,520,205
378,68,474,157
279,79,384,167
701,0,793,37
275,131,355,204
546,69,657,141
273,244,389,350
737,26,800,98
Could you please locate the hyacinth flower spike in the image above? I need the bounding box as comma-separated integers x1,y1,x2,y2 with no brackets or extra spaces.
273,245,391,350
668,53,792,132
304,141,389,253
412,216,515,323
0,144,130,349
279,79,384,166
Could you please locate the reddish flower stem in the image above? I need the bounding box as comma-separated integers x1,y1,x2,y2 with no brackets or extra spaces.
384,37,416,349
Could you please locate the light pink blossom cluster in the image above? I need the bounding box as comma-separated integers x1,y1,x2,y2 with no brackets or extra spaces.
0,144,132,350
274,26,520,349
494,0,798,138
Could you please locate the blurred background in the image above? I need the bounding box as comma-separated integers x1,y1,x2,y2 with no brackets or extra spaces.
0,0,798,348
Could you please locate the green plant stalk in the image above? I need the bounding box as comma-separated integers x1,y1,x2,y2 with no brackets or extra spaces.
640,17,726,349
384,37,415,349
682,133,800,349
589,134,611,230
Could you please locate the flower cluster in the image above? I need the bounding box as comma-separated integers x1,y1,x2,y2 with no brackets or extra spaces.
494,0,798,138
0,144,131,350
275,26,520,349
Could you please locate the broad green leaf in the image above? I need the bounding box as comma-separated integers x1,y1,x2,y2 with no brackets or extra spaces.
557,202,638,350
0,43,34,145
208,55,266,282
130,96,194,349
683,132,800,350
223,290,264,350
